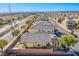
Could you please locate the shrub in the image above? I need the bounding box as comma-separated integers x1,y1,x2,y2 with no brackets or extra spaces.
0,39,8,50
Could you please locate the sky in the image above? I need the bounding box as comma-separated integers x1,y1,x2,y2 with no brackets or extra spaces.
0,3,79,13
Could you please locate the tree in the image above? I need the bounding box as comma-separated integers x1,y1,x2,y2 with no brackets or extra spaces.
66,19,77,30
11,29,20,36
0,39,8,51
76,21,79,29
25,20,32,25
21,25,26,29
0,18,3,25
2,19,11,24
59,34,78,51
37,44,41,47
57,18,62,23
76,24,79,29
46,43,51,48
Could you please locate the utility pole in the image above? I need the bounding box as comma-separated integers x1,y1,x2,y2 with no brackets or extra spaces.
8,3,14,30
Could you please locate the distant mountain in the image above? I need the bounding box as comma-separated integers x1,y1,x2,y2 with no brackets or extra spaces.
0,11,79,17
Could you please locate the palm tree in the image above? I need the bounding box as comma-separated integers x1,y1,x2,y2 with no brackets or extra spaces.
11,29,20,36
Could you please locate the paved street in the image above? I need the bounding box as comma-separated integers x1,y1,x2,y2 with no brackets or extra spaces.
49,17,71,34
0,15,33,42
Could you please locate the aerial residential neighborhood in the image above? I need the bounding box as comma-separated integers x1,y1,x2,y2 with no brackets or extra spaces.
0,3,79,56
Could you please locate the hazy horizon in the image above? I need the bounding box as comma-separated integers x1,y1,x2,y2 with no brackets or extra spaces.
0,3,79,13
